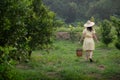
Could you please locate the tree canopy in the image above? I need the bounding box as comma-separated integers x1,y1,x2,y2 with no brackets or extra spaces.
0,0,55,62
42,0,120,23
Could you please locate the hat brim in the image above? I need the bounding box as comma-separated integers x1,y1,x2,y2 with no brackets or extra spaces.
84,22,95,27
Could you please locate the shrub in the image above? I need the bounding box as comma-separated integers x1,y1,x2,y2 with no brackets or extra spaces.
0,46,23,80
111,16,120,50
100,20,113,46
0,62,23,80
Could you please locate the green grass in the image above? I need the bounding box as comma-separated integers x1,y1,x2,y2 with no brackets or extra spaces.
16,40,120,80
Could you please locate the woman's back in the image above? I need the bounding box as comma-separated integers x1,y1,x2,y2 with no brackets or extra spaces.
83,28,95,38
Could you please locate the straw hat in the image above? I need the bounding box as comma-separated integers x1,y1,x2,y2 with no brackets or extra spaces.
84,20,95,27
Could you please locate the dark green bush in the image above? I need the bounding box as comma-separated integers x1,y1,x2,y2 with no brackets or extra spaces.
110,16,120,50
100,20,113,46
0,46,22,80
0,62,23,80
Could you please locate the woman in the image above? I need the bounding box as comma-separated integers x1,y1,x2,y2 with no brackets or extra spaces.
80,20,98,62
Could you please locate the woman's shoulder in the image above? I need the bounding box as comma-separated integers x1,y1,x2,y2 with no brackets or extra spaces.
83,28,87,31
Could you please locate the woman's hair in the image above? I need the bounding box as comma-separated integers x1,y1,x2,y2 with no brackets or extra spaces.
87,27,93,32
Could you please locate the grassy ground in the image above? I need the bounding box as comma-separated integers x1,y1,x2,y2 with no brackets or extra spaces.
16,40,120,80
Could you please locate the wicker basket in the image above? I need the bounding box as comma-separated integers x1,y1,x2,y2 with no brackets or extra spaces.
76,48,82,57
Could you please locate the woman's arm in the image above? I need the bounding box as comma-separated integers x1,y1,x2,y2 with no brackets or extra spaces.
79,33,85,43
93,33,98,42
79,28,86,43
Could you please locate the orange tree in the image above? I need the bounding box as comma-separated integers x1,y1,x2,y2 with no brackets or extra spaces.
25,0,55,58
0,0,55,62
0,0,32,79
0,0,55,79
0,0,31,62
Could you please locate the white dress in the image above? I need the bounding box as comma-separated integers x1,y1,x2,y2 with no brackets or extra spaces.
82,28,95,50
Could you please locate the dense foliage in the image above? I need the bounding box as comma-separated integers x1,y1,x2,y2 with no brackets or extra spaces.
100,20,113,46
0,0,55,61
0,0,55,79
42,0,120,23
111,16,120,50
